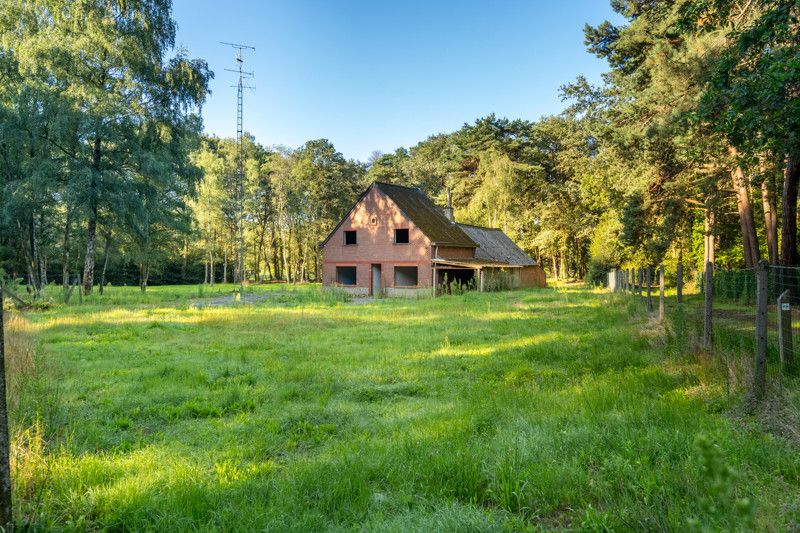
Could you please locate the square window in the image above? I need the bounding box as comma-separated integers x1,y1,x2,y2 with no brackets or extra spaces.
394,266,418,287
336,266,357,286
344,230,357,245
394,228,409,244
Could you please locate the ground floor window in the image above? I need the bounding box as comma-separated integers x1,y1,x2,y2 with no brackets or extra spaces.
394,266,418,287
336,266,357,286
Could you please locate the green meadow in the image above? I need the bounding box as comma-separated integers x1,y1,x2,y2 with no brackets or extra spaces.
8,284,800,531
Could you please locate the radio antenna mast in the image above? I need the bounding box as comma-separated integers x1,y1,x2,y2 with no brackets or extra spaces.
221,42,255,289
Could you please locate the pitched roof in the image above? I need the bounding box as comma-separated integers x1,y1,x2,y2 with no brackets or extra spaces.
373,182,477,247
455,224,537,267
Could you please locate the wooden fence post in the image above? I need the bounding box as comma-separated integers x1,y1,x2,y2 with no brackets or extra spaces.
704,261,713,351
659,265,665,323
777,289,794,373
638,268,643,300
676,261,683,304
631,268,636,295
754,260,768,399
646,267,653,313
0,280,12,528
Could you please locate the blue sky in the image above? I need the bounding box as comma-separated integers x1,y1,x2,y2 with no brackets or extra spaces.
172,1,622,161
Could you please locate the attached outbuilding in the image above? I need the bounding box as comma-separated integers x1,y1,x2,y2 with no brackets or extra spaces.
320,181,546,296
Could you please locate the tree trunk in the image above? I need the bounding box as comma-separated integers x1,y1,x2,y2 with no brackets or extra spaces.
295,227,304,283
704,203,716,266
730,153,759,267
209,234,215,286
38,210,47,286
28,215,42,291
82,136,101,295
761,175,778,265
256,226,266,282
99,232,111,295
222,230,227,284
18,219,38,294
780,152,800,266
62,207,71,290
139,262,149,292
282,224,292,284
181,238,188,283
271,220,280,281
0,284,12,529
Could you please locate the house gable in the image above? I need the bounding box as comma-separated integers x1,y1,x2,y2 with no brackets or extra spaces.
321,185,432,262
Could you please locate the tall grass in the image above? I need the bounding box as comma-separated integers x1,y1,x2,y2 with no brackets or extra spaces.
7,286,800,530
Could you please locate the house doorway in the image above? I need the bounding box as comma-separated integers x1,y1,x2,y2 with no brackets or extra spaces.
371,264,382,296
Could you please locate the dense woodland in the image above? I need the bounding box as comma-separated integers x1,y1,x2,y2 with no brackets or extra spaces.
1,0,799,292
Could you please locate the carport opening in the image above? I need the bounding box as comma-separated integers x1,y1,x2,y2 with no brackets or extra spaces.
437,268,476,293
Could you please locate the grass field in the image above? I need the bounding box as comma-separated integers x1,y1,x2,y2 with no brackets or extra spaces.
8,284,800,531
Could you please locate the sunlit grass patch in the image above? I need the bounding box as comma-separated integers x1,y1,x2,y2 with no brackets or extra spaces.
6,285,800,530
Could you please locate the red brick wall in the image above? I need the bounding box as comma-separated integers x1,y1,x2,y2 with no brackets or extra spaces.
322,187,433,290
521,265,547,288
436,246,475,259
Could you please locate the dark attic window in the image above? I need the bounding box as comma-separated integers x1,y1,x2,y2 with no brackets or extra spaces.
344,230,357,245
394,228,409,244
336,266,357,286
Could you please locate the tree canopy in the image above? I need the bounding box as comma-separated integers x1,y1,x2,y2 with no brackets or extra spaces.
1,0,798,290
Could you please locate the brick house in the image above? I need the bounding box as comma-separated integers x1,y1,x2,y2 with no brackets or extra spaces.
320,181,546,296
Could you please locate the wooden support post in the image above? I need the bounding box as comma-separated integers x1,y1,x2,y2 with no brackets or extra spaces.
777,289,794,373
658,265,665,323
646,267,653,313
479,269,485,293
676,261,683,304
754,260,768,399
704,261,713,350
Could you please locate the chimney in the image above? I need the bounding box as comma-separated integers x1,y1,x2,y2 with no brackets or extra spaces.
442,188,455,223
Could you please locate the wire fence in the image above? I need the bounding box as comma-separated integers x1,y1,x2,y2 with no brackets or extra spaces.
608,261,798,402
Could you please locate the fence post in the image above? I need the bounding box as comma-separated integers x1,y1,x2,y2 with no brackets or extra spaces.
659,265,665,323
646,267,653,313
754,260,768,399
777,289,794,373
704,261,713,351
638,268,643,300
631,268,636,296
676,261,683,304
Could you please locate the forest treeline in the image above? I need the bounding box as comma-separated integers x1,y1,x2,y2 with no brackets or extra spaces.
1,0,798,292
